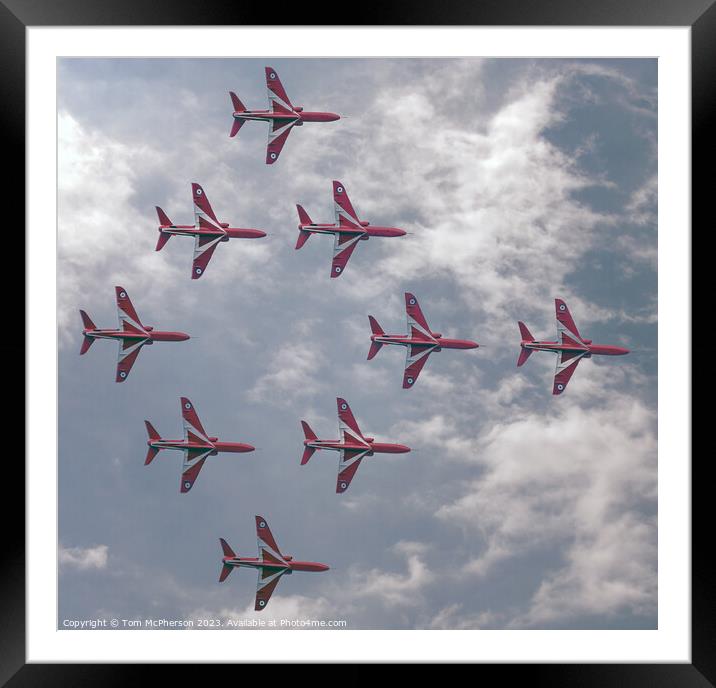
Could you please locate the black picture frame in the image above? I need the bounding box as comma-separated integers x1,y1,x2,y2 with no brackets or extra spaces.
7,0,701,680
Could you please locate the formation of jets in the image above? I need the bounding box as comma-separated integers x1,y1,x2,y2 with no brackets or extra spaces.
220,516,329,610
76,65,634,611
145,397,255,493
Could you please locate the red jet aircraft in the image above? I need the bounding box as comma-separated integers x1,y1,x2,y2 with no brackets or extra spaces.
368,292,479,388
219,515,329,611
296,181,406,278
155,183,266,279
300,397,411,493
80,286,189,382
229,66,340,164
518,298,630,394
144,397,255,493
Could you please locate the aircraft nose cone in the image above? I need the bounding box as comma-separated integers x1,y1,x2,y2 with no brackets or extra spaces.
329,113,341,122
255,230,267,238
395,228,407,237
397,444,411,453
618,347,630,355
179,333,191,341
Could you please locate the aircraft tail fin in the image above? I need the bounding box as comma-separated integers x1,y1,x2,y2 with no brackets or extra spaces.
296,229,311,250
80,309,96,330
517,347,534,367
517,322,535,367
300,421,318,465
220,537,236,558
155,208,172,250
219,538,236,582
367,341,383,361
367,317,385,359
155,233,171,251
144,446,159,465
295,205,313,249
79,311,96,355
518,321,534,342
229,91,245,112
296,204,313,225
79,335,94,356
230,119,244,138
368,315,384,335
301,420,317,441
155,206,172,226
301,446,317,465
229,93,246,138
144,420,161,465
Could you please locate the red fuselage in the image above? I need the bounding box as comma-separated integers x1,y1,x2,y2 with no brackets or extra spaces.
221,555,329,574
83,327,190,343
521,340,630,357
371,332,479,350
304,437,411,455
233,109,340,125
148,437,255,455
298,222,406,239
158,224,266,241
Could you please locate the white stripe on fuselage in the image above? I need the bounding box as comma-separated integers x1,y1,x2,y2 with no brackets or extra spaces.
304,225,365,236
235,113,298,123
89,331,147,341
162,227,223,238
525,342,588,353
225,559,287,571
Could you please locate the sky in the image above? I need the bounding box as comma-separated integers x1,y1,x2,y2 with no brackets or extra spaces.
57,57,657,630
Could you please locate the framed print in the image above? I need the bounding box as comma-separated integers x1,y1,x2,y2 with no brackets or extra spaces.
8,0,703,680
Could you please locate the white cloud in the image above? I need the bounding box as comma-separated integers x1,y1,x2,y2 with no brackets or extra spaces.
57,111,273,347
247,318,326,407
437,396,657,624
59,544,109,571
347,541,435,608
516,513,657,626
305,65,622,346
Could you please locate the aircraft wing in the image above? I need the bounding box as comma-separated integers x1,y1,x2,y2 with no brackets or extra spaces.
332,181,362,228
336,448,370,494
403,343,437,388
266,119,298,165
180,448,213,493
191,234,223,279
553,350,588,395
255,516,288,565
336,397,368,443
555,298,584,346
330,232,362,277
192,183,221,227
115,339,146,382
405,293,435,341
180,397,211,444
265,66,295,113
255,567,287,611
115,286,146,334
